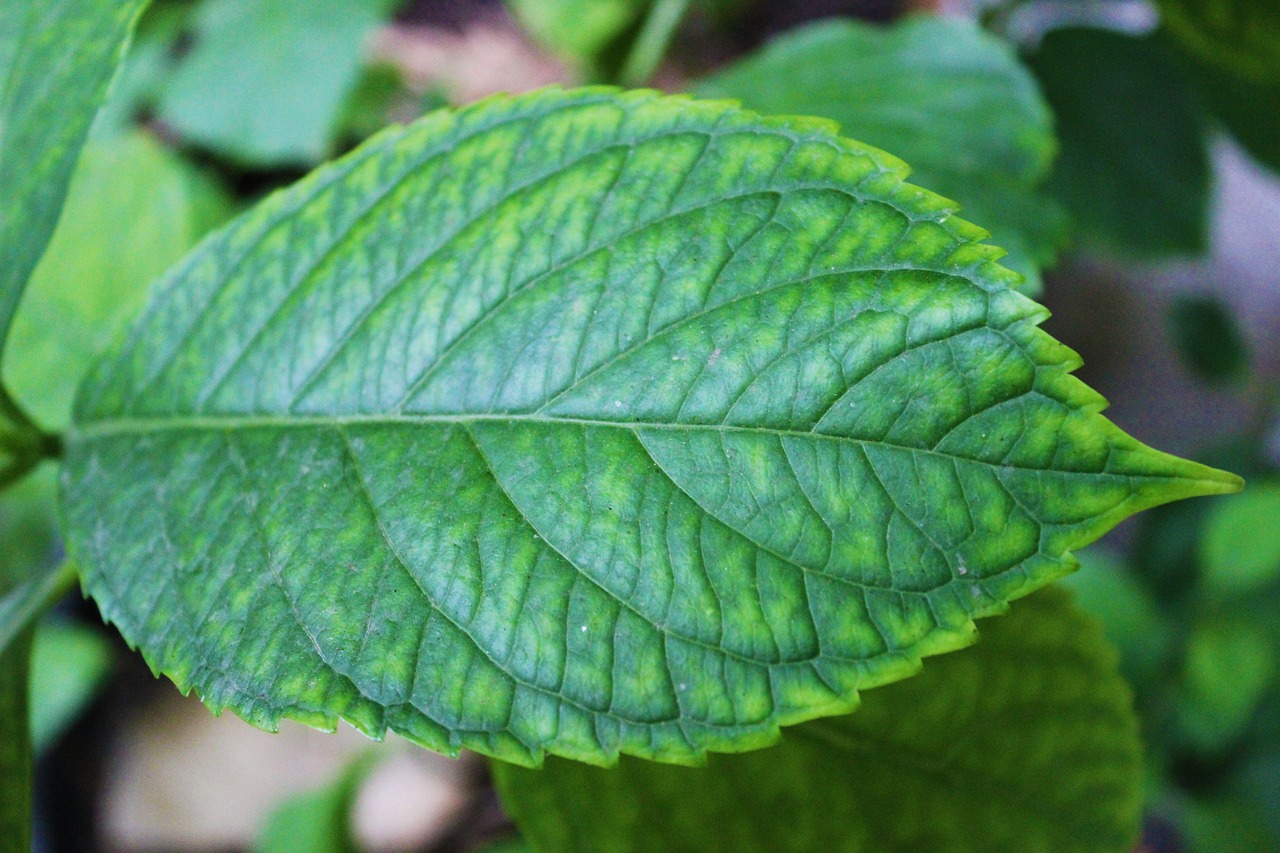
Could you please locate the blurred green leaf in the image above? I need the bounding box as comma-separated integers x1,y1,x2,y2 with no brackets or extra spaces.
1200,482,1280,598
1177,791,1278,853
1192,60,1280,173
0,465,63,656
697,16,1064,292
157,0,401,166
0,0,149,370
91,1,195,139
4,131,232,430
1168,294,1251,385
335,62,409,145
254,754,375,853
29,620,114,752
494,589,1144,853
506,0,647,75
1157,0,1280,83
0,628,33,853
1061,548,1173,690
1028,27,1211,259
1175,618,1274,754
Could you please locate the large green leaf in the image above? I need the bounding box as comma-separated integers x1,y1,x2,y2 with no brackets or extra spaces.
0,628,33,853
156,0,401,167
0,0,148,365
493,588,1144,853
4,131,231,430
695,16,1065,290
1158,0,1280,83
62,88,1240,767
1028,28,1211,259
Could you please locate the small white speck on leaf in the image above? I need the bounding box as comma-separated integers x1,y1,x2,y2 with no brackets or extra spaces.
970,584,982,598
707,347,722,366
956,556,968,576
581,625,588,632
614,400,623,408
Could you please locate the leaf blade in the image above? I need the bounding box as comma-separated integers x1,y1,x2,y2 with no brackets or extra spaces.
63,88,1239,766
0,0,148,364
493,588,1145,853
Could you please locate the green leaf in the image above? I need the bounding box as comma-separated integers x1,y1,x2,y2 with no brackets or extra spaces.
1028,27,1211,259
1192,61,1280,173
1168,294,1251,385
0,628,33,853
1157,0,1280,83
1175,617,1274,754
29,619,114,752
695,16,1065,291
493,588,1144,853
506,0,647,73
254,754,375,853
62,88,1240,767
0,0,149,366
3,130,232,430
0,464,64,656
156,0,401,167
1061,547,1173,690
1200,481,1280,598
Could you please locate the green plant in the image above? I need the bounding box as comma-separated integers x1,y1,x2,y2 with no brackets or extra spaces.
3,2,1273,852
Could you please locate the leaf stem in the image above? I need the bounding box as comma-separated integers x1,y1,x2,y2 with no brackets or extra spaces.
617,0,691,87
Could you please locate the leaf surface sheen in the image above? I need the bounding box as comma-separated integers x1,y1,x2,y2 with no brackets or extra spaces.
494,588,1145,853
62,88,1240,766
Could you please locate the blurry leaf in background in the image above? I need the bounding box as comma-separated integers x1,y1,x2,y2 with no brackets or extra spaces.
0,0,149,394
505,0,646,79
1174,618,1274,755
334,62,413,146
0,465,63,655
0,629,34,853
1200,482,1280,598
254,754,376,853
4,131,233,430
91,0,195,139
157,0,402,167
1168,294,1251,385
1028,27,1211,259
494,589,1143,853
1061,547,1173,690
696,16,1064,292
29,619,114,752
1156,0,1280,84
1191,61,1280,174
1174,791,1278,853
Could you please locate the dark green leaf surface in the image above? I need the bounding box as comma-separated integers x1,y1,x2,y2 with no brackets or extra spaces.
1168,294,1250,384
4,131,231,430
0,464,63,656
1192,61,1280,173
494,589,1144,853
1029,28,1211,258
0,628,32,853
1157,0,1280,83
696,16,1065,290
63,88,1240,766
157,0,400,167
0,0,148,362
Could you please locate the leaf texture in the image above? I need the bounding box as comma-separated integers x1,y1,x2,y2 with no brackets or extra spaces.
1158,0,1280,83
493,588,1145,853
62,88,1241,766
695,16,1065,290
0,0,148,360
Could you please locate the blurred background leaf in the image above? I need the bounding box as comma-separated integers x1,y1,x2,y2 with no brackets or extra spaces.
156,0,404,167
696,15,1064,292
1168,294,1252,386
253,754,376,853
4,131,233,430
1027,27,1211,259
1199,481,1280,598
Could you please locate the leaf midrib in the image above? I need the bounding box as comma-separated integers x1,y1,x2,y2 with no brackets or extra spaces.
68,412,1226,485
